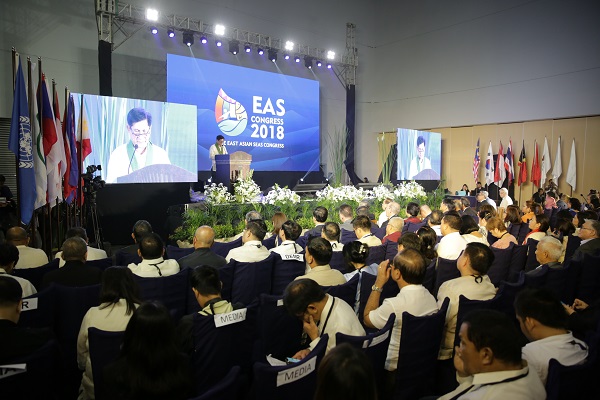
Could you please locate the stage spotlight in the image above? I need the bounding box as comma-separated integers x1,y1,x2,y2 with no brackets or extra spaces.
268,48,277,62
150,26,158,35
200,36,207,44
215,24,225,36
167,28,175,38
304,56,313,69
285,41,294,51
327,63,332,69
183,31,194,47
326,50,335,60
257,48,264,55
216,39,222,47
294,56,300,63
229,40,239,55
146,8,158,21
284,53,290,60
244,44,251,53
316,60,322,67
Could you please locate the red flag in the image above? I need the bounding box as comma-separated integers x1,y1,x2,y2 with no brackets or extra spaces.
517,140,527,186
504,140,514,186
531,142,541,187
494,141,505,185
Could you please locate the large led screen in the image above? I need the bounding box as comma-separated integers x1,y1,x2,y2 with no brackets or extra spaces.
397,129,442,180
167,54,320,172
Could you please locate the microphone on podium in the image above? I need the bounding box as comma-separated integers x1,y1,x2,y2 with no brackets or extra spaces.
128,144,138,174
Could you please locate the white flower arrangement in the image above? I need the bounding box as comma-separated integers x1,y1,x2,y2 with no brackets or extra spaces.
204,183,232,204
233,174,262,203
263,184,301,205
393,181,427,200
370,184,394,201
316,185,368,203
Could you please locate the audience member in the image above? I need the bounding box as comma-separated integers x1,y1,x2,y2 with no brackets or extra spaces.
321,222,343,252
176,266,244,354
404,202,421,224
504,205,522,229
420,204,433,223
357,202,376,223
104,302,193,400
532,187,545,205
437,212,466,260
527,236,563,275
269,212,287,246
523,213,549,245
178,226,226,269
354,215,382,247
417,226,438,264
295,237,345,286
572,219,600,261
514,288,588,385
545,191,558,210
225,220,270,263
115,220,152,257
476,190,497,210
471,181,484,196
54,227,108,267
568,198,582,217
428,209,443,236
42,237,102,288
283,278,365,358
565,298,600,339
498,187,513,211
338,204,354,232
487,217,518,249
437,243,497,359
552,219,575,262
440,197,457,214
382,216,404,244
306,206,328,238
0,242,36,297
77,267,141,399
397,232,422,253
270,220,303,255
377,198,394,227
557,194,569,211
438,310,545,400
379,202,400,231
364,249,438,372
0,276,53,363
460,215,489,246
229,210,264,241
7,226,49,269
314,342,377,400
460,197,478,221
573,209,597,236
128,233,180,277
342,241,377,282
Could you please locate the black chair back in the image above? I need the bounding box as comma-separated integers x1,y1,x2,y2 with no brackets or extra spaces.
488,245,514,286
262,235,277,250
434,258,460,297
323,274,359,308
422,258,437,295
88,328,125,400
255,294,303,361
517,223,531,244
165,245,194,260
19,285,56,329
271,254,306,296
188,366,241,400
385,240,398,261
86,257,113,271
329,251,348,273
563,235,581,264
365,244,386,265
508,244,528,282
524,239,540,272
134,268,190,320
13,258,59,290
340,229,358,244
211,237,242,258
230,255,275,305
114,251,141,266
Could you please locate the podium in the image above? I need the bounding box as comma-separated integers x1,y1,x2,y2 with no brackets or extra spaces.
215,152,252,186
116,164,197,183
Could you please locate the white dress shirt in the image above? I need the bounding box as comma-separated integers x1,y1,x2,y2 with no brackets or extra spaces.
128,257,180,277
295,265,346,286
436,232,467,260
358,234,382,247
0,268,37,297
55,246,108,267
14,245,49,269
270,240,303,256
225,240,270,263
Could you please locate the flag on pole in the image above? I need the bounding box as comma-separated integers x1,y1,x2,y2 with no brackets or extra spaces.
540,136,551,187
472,138,480,183
517,140,527,186
552,136,562,183
505,140,514,186
485,141,495,186
76,95,92,162
531,141,541,187
30,64,47,210
39,75,62,205
63,94,79,203
52,88,67,179
8,57,36,225
566,139,576,190
494,141,505,186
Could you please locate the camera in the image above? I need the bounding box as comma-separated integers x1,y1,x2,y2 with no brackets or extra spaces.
82,165,105,195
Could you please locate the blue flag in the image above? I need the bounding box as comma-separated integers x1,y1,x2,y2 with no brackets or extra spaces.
8,58,35,224
65,94,79,204
8,57,36,225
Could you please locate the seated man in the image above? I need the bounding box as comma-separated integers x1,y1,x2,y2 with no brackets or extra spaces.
114,219,153,260
527,236,563,275
321,222,343,252
0,277,53,363
283,278,365,358
440,197,457,214
354,215,382,247
128,233,180,277
476,190,497,210
428,209,443,236
338,204,354,232
436,212,467,260
460,197,479,222
178,226,227,269
572,219,600,262
229,210,264,241
0,243,36,297
363,249,438,371
41,237,103,288
175,265,243,354
225,220,270,263
437,242,497,359
439,310,545,400
419,204,433,224
382,217,404,245
515,288,588,384
295,237,345,286
397,232,422,253
6,226,48,269
270,220,303,256
380,202,400,231
499,187,513,211
54,227,107,267
377,198,393,227
306,206,328,238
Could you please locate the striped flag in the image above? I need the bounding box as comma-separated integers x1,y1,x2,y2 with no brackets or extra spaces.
485,141,495,186
505,140,514,186
63,94,79,203
39,75,63,205
517,140,527,186
472,138,480,183
30,65,47,210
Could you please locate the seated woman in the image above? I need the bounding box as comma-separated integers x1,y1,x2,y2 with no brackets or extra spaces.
416,226,438,265
486,217,518,249
77,267,141,400
504,205,522,233
523,213,549,245
460,215,489,246
477,209,494,238
267,211,287,246
521,201,543,223
104,301,193,400
553,219,576,263
342,241,376,281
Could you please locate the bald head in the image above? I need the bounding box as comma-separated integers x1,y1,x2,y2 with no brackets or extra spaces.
387,217,404,234
6,227,28,245
193,226,215,249
420,205,432,219
61,237,88,262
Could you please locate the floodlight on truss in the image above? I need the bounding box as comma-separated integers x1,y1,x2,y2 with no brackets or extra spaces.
244,44,251,53
167,28,175,38
200,36,208,44
183,31,194,46
285,41,294,51
326,50,335,59
304,56,313,69
150,26,158,35
229,40,239,55
146,8,158,21
215,24,225,35
268,48,277,62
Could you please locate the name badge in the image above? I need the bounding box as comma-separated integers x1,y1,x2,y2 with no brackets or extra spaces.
363,330,390,348
276,356,316,387
214,308,247,328
21,298,39,312
282,254,304,262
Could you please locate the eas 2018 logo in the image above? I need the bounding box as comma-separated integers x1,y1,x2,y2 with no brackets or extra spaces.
215,88,248,137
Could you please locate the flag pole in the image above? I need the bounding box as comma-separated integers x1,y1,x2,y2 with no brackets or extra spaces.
38,57,51,258
52,78,62,249
12,48,22,225
27,57,35,239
